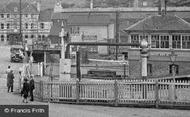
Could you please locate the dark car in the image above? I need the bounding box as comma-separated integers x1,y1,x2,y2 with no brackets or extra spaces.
10,45,24,62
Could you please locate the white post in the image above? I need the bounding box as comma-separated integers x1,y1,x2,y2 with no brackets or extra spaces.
59,21,71,81
140,38,148,79
37,62,40,76
40,62,43,77
141,54,148,78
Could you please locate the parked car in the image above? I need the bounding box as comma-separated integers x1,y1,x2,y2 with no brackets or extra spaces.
10,45,24,62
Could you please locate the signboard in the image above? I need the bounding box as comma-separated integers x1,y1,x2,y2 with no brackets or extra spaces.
59,59,71,81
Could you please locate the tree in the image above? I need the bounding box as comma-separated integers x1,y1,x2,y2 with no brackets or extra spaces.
61,2,75,8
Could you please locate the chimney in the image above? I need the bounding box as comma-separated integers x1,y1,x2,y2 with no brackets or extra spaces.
134,0,139,8
37,1,41,12
90,0,93,9
54,0,63,12
158,0,167,15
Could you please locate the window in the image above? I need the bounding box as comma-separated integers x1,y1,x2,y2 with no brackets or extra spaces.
25,35,28,39
40,23,44,29
1,35,4,41
7,35,9,41
70,26,80,34
38,35,41,40
1,14,4,18
7,23,10,29
131,34,139,48
25,23,28,29
160,35,169,48
31,23,34,29
31,35,34,38
182,36,190,49
1,23,4,29
172,35,181,49
151,35,159,48
169,64,179,75
7,14,10,18
42,35,45,41
151,35,169,48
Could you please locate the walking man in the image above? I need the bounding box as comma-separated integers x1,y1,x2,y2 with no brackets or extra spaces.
7,70,14,92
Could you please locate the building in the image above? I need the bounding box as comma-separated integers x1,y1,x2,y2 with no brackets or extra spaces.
124,13,190,78
0,2,39,45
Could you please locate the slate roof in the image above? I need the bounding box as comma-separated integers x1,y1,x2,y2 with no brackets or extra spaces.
49,14,111,36
49,20,62,36
0,2,38,14
68,14,110,26
39,9,53,22
124,14,190,33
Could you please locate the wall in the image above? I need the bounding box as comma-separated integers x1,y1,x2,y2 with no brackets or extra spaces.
79,25,109,54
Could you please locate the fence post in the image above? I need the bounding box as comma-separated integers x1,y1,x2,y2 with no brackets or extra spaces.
47,82,50,103
155,80,159,108
76,80,80,104
40,80,43,101
114,80,118,106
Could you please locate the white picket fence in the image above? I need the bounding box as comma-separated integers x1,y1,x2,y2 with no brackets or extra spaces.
34,79,190,107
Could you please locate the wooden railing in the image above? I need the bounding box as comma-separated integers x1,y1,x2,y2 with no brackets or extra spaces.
34,79,190,108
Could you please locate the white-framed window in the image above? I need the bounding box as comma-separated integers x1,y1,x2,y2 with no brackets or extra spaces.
1,14,4,18
7,23,10,29
25,35,28,39
40,23,44,29
160,35,169,48
182,35,190,49
151,35,169,48
31,35,34,38
70,26,80,34
25,23,28,29
7,14,10,18
130,34,148,48
31,23,34,29
131,34,139,48
1,35,4,41
1,23,4,29
172,35,181,49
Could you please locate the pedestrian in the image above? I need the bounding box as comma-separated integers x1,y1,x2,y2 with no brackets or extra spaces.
7,70,14,92
6,66,11,74
29,75,35,101
21,78,30,103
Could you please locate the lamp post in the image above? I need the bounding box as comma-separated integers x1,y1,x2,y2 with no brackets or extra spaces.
140,38,148,80
169,49,177,82
59,21,66,59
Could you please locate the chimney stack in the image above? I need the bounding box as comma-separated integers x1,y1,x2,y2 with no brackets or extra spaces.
158,0,167,15
90,0,93,9
37,0,41,12
134,0,139,8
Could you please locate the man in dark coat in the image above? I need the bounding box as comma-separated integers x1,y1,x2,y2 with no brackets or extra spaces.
29,75,35,101
7,70,14,92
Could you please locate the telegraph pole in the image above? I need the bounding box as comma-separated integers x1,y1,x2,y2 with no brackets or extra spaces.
19,0,23,46
115,11,120,60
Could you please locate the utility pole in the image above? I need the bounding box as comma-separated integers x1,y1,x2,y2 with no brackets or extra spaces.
115,11,120,60
19,0,23,47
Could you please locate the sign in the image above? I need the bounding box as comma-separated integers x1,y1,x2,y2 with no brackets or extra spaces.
0,105,48,117
59,59,71,81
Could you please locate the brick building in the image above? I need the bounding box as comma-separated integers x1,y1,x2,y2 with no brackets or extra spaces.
124,14,190,78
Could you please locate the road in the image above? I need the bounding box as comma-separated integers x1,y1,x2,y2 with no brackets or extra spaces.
0,45,190,117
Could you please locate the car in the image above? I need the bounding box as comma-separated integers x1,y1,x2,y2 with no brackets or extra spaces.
10,45,24,63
